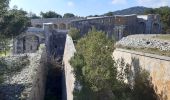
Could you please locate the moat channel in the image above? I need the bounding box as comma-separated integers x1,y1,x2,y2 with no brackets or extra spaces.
44,62,66,100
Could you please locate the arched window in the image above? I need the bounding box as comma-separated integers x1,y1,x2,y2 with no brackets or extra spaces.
67,24,71,29
139,22,146,34
59,23,66,30
54,24,58,29
25,35,39,52
152,23,159,34
35,24,42,28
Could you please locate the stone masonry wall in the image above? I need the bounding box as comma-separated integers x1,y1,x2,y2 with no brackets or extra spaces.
28,45,47,100
63,35,76,100
113,48,170,100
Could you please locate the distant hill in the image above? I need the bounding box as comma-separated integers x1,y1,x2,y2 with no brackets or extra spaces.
105,6,151,15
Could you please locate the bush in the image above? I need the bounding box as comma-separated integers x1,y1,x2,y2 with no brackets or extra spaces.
68,27,81,42
70,29,116,100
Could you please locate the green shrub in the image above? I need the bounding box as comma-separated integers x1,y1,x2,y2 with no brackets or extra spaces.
68,27,81,43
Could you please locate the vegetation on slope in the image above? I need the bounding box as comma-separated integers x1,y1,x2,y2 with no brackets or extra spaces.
68,27,81,43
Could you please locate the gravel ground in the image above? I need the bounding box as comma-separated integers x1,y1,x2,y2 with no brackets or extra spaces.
0,48,43,100
116,34,170,51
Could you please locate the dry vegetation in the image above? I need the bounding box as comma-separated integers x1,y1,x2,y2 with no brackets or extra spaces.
152,34,170,41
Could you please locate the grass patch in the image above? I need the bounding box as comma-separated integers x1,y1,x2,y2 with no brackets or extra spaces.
0,50,10,57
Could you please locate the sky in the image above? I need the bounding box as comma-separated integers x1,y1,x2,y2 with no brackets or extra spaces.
10,0,170,16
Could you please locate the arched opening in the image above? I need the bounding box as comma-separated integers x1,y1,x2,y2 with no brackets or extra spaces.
152,23,159,34
67,24,71,29
59,23,66,30
54,24,58,29
35,24,42,28
138,22,146,34
23,37,26,51
24,35,39,53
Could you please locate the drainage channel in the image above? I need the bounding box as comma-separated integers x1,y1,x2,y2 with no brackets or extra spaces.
44,62,64,100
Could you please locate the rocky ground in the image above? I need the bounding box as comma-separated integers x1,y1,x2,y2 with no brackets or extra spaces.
116,34,170,51
0,49,43,100
116,34,170,56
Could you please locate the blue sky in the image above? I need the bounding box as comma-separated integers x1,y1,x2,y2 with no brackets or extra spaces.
10,0,170,16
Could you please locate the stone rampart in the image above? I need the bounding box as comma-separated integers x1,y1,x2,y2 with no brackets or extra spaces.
63,35,76,100
113,48,170,100
28,45,47,100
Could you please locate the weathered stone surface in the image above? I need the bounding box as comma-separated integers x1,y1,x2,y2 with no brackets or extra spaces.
14,14,162,54
63,35,76,100
71,14,161,40
116,34,170,51
113,48,170,100
0,45,46,100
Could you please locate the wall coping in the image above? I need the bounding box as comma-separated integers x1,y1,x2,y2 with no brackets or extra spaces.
115,48,170,61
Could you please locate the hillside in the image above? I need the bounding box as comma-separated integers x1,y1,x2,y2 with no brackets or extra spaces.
107,6,151,15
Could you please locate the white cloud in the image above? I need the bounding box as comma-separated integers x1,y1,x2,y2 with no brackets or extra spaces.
137,0,170,8
67,1,75,7
111,0,127,5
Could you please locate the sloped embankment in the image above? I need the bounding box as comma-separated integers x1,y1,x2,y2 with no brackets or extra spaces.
0,45,47,100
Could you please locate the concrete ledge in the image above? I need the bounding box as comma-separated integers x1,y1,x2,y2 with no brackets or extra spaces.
115,48,170,61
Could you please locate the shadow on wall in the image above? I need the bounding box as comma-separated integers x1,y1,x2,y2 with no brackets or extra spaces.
119,57,168,100
48,32,67,62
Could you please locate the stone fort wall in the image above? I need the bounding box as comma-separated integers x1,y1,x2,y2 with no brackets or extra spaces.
14,14,161,54
31,14,161,37
113,48,170,100
71,14,161,40
28,45,47,100
63,35,76,100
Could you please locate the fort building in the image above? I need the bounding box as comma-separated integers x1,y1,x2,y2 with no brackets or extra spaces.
13,14,161,54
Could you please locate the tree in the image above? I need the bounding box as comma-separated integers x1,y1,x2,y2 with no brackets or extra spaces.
63,13,75,18
0,35,10,56
70,29,159,100
0,6,29,55
68,27,80,42
0,0,9,16
28,12,41,19
87,15,100,17
70,29,117,100
104,12,114,16
0,8,30,38
40,11,62,18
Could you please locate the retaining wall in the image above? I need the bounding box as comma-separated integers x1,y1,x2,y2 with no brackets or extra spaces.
29,46,47,100
113,48,170,100
63,35,76,100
